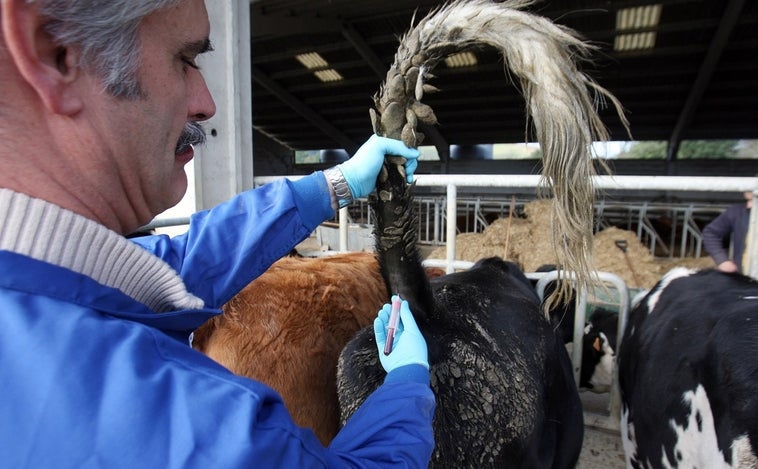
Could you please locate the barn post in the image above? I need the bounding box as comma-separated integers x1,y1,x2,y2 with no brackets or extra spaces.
339,207,349,252
445,184,457,274
747,188,758,279
193,0,254,210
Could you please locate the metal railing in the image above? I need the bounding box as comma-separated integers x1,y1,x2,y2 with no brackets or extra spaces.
531,270,630,432
139,174,756,434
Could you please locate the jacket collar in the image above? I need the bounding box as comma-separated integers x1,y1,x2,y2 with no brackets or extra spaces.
0,250,220,340
0,189,205,313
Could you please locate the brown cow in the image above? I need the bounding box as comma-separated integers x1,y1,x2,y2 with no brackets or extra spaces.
192,251,386,445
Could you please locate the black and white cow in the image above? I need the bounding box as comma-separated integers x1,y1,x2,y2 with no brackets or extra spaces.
579,307,618,393
535,265,619,393
618,267,758,468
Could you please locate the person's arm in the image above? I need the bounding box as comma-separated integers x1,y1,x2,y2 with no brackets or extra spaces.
83,318,434,468
702,206,739,272
328,297,435,467
133,172,333,307
154,298,433,467
132,136,420,308
326,367,435,467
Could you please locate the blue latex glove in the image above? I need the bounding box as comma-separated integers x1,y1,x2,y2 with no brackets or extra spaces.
338,135,420,199
374,296,429,372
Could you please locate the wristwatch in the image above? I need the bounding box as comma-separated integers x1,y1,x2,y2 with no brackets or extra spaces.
324,166,354,209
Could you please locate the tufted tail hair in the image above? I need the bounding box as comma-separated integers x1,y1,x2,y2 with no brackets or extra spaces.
370,0,629,308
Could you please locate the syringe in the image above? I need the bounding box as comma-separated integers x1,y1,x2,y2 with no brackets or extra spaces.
383,295,402,355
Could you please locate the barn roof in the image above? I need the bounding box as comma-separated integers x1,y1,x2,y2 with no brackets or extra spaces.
249,0,758,160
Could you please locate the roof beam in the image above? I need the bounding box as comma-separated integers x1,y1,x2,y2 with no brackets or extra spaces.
666,0,745,161
250,10,341,38
341,24,388,78
252,66,359,153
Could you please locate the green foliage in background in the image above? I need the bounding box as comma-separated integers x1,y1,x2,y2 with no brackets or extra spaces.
615,140,740,159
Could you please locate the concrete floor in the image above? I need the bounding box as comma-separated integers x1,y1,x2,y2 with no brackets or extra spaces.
577,391,627,468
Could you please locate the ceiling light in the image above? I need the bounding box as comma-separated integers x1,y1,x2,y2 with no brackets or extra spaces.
444,51,478,68
295,52,329,70
295,52,343,83
614,4,661,51
314,69,344,83
614,32,657,51
616,4,662,31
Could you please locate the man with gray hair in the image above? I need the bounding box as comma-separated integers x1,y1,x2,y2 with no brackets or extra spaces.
0,0,433,466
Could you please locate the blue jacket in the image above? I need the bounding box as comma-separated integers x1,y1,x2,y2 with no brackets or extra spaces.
0,174,434,468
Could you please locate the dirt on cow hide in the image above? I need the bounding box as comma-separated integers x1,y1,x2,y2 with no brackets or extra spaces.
426,199,716,291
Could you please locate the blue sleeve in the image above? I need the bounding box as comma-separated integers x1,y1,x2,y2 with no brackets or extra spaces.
153,346,434,468
132,172,334,307
160,346,433,468
326,365,436,468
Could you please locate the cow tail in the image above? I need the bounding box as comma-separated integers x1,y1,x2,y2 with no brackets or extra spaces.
369,0,629,308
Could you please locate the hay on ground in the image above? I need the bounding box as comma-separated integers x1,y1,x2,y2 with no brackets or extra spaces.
426,200,715,290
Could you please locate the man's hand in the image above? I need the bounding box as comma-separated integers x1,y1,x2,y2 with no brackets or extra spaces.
338,135,420,199
374,296,429,372
717,260,738,273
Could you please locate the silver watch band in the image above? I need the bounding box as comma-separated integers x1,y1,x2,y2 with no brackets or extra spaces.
324,166,353,208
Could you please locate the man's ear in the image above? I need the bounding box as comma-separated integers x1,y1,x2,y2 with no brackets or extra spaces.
1,0,83,115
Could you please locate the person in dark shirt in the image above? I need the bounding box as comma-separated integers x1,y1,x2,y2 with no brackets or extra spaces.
702,190,754,273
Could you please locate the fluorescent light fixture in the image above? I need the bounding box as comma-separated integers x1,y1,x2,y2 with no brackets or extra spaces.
614,4,661,51
295,51,344,82
444,51,478,68
295,52,329,70
614,32,657,51
314,69,344,83
616,4,662,31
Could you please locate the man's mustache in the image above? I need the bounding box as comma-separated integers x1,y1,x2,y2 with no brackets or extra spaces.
175,121,207,154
